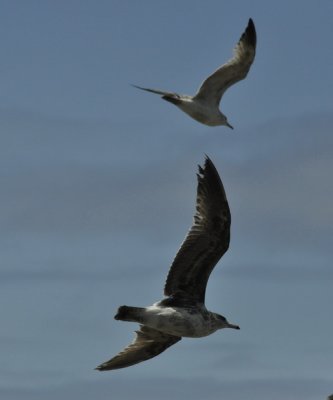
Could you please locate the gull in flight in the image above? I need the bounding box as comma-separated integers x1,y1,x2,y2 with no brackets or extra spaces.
96,156,238,371
133,18,256,128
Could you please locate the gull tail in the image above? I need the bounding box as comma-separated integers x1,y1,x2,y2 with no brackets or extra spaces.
114,305,145,323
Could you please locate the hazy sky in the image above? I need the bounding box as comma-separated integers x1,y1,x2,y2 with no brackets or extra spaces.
1,1,332,399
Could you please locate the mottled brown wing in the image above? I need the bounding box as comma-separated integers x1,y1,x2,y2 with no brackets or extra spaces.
164,156,231,303
95,325,181,371
194,18,256,106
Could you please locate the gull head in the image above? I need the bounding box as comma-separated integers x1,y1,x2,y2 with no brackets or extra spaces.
221,115,234,130
214,313,240,330
215,112,234,129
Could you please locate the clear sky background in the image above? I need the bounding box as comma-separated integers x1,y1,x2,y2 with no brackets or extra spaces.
1,1,332,399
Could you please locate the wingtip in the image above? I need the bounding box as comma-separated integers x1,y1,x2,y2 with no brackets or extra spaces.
95,364,109,372
204,153,213,164
246,18,257,47
197,156,215,182
197,156,220,185
130,83,142,90
203,154,214,170
198,156,209,176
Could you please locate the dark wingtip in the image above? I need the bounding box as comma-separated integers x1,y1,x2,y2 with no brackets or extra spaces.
130,83,144,90
95,363,110,371
197,156,220,187
245,18,257,48
197,156,213,183
203,154,215,171
197,155,228,203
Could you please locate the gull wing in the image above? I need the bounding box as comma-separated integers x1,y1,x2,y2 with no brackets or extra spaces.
164,156,231,304
194,18,256,107
131,84,179,97
96,325,181,371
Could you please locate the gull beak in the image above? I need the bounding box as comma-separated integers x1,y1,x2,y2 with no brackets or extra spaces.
227,323,240,330
226,121,234,130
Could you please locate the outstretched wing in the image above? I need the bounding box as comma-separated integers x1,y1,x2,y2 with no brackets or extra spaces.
131,84,179,97
164,156,231,304
96,325,181,371
194,18,256,107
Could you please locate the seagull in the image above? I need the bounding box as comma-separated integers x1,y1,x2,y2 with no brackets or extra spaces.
133,18,256,128
96,156,238,371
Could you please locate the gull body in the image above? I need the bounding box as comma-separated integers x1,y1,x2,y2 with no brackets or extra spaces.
116,301,239,339
133,18,257,128
96,157,238,371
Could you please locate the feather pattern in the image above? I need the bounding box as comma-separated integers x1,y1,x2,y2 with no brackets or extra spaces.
96,325,181,371
194,18,256,106
164,156,231,303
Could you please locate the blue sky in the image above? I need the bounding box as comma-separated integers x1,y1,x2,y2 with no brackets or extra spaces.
1,1,332,399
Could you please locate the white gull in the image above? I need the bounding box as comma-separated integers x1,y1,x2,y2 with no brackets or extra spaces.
133,18,256,128
96,156,238,371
